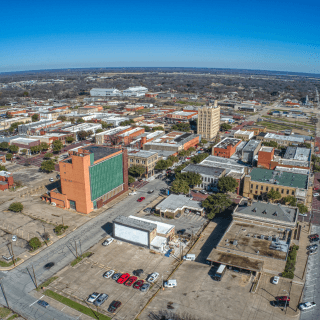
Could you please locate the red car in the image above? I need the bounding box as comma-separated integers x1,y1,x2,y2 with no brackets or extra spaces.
309,234,319,239
124,276,137,286
133,279,144,289
137,197,145,202
276,296,290,302
117,273,130,284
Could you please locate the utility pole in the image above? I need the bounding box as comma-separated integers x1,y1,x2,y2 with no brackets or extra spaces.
32,265,38,288
0,282,9,308
75,241,78,257
10,242,15,266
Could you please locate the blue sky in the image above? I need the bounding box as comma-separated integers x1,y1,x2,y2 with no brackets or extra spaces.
1,0,320,73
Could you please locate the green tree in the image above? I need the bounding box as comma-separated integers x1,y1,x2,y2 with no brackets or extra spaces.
0,142,9,150
201,139,208,144
9,202,23,212
176,172,202,186
40,142,49,151
220,123,232,131
129,165,146,178
314,164,320,172
303,142,311,149
95,129,103,134
142,126,151,132
190,153,209,164
66,136,75,143
155,159,171,170
29,237,41,250
267,189,281,201
77,130,89,140
101,121,113,129
6,153,13,160
30,145,41,154
171,179,190,194
263,141,278,148
217,176,238,193
297,203,308,214
40,160,55,172
168,156,179,163
0,164,7,171
188,147,196,153
120,119,135,126
77,118,85,124
202,193,233,219
52,140,63,153
174,162,190,173
23,91,29,96
152,126,165,131
57,115,67,121
178,150,190,157
8,145,19,153
43,152,53,159
282,195,297,206
172,122,190,132
21,148,27,154
31,114,39,122
128,175,135,184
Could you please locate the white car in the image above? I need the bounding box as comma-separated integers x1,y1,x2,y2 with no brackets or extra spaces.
129,192,137,196
103,270,114,279
272,276,279,285
299,213,308,217
87,292,100,303
102,238,114,246
12,235,17,242
49,178,54,182
299,302,316,310
147,272,159,283
313,193,319,197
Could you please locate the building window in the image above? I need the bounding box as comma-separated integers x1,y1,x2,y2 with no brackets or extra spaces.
251,184,253,189
142,161,145,164
287,190,289,194
261,186,263,190
250,190,253,193
130,159,133,162
136,160,139,163
292,191,295,195
276,188,279,192
266,187,268,191
281,189,284,194
256,185,258,190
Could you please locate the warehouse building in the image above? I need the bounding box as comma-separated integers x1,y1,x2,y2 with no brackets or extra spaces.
123,86,148,97
113,215,174,251
90,88,122,97
49,146,128,214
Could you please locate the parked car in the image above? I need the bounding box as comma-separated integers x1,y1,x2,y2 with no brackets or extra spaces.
307,244,318,250
102,238,114,246
313,193,319,197
117,273,130,284
133,269,144,277
140,283,150,292
177,229,186,235
272,276,279,285
12,235,17,242
276,296,290,302
49,178,54,182
113,273,122,281
124,276,137,286
103,270,115,279
94,293,108,307
144,208,152,213
129,192,137,196
309,234,319,239
133,280,144,289
200,190,208,195
272,300,289,308
108,300,122,313
299,213,308,217
148,190,154,194
37,300,49,308
299,302,316,311
44,262,55,270
137,197,145,202
309,248,318,255
310,237,320,243
87,292,100,303
164,279,177,288
147,272,159,283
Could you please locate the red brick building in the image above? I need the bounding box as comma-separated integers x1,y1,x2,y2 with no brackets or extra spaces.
0,171,14,191
212,138,242,158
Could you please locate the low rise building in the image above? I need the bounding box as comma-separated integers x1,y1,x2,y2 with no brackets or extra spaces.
0,171,14,191
256,132,306,146
18,120,63,135
234,129,254,141
241,140,261,164
90,88,122,97
128,149,158,177
123,86,148,97
212,138,242,158
118,127,145,145
95,126,131,145
0,116,31,130
166,111,197,123
155,194,204,219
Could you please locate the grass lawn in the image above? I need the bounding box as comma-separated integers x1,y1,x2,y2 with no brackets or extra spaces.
0,307,11,318
36,276,58,291
44,290,111,320
71,252,92,267
0,258,21,268
7,315,18,320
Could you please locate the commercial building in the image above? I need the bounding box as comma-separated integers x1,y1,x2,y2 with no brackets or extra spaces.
197,101,220,140
58,123,102,139
101,116,129,126
128,149,158,177
200,155,247,175
241,140,261,164
10,137,40,151
212,138,242,158
182,164,225,190
206,199,298,274
155,194,204,219
234,129,254,141
122,86,148,97
0,171,14,191
0,116,32,130
18,120,62,135
243,167,312,205
90,88,122,97
117,127,145,145
95,126,131,145
78,106,103,114
166,111,198,123
257,146,311,170
143,131,200,154
113,215,174,251
256,132,305,146
49,146,128,214
124,105,144,112
129,130,166,149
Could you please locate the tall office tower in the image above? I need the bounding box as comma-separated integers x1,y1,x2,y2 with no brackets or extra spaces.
197,100,220,140
315,88,319,108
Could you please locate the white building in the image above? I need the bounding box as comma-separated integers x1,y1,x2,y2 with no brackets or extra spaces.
123,86,148,97
90,88,122,97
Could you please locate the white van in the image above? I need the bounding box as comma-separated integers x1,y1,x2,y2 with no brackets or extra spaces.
164,279,177,288
183,254,196,261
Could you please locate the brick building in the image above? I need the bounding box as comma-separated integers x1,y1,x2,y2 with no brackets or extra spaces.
212,138,242,158
49,146,128,214
166,111,197,123
128,149,158,177
0,171,14,191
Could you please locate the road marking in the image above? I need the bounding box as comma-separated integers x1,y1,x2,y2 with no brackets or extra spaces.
61,306,66,311
29,295,44,307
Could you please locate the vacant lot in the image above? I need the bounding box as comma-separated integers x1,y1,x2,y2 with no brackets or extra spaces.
45,237,181,319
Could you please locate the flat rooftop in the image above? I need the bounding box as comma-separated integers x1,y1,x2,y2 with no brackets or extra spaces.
283,146,311,161
129,216,174,235
218,222,288,260
114,215,156,233
128,149,157,158
200,155,247,174
249,167,308,189
242,140,261,152
82,146,121,162
156,194,203,213
182,164,225,177
235,200,297,224
264,133,304,143
260,146,274,153
95,126,131,136
214,138,241,149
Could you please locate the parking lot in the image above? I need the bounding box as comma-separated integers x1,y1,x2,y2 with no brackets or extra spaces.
45,236,180,319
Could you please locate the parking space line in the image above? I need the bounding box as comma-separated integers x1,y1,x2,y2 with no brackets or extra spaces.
29,295,44,307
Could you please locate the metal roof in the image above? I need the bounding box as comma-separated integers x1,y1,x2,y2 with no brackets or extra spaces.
113,215,156,232
182,164,225,177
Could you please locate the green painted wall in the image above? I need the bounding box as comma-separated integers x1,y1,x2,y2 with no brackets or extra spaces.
90,154,124,201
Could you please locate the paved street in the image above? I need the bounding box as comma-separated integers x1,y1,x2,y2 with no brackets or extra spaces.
0,178,167,320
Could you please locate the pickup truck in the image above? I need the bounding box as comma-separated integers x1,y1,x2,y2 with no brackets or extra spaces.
299,302,316,311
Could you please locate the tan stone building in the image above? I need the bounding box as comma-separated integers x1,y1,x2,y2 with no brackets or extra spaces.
197,101,220,140
243,167,312,206
128,149,158,178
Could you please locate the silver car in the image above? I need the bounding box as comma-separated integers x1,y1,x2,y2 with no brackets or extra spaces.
140,283,150,292
112,273,122,281
93,293,108,307
147,272,159,283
